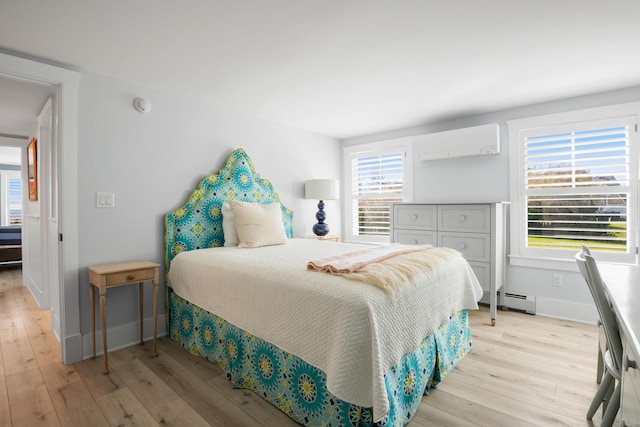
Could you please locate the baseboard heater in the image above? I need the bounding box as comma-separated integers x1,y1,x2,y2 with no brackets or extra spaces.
501,292,537,314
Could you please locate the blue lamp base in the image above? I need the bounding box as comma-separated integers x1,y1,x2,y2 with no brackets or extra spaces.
313,200,329,236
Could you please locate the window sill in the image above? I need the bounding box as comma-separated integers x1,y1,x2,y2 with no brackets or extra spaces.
508,255,580,272
510,253,637,271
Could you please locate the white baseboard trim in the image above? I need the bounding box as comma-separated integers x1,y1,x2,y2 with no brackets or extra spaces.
496,291,597,325
51,310,61,341
531,296,598,324
63,332,83,364
81,314,167,359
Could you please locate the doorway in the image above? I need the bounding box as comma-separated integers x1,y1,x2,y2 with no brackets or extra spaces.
0,145,24,285
0,80,58,348
0,52,81,364
0,144,24,266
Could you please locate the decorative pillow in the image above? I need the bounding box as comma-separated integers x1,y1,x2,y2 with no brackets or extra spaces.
221,203,239,247
229,200,288,248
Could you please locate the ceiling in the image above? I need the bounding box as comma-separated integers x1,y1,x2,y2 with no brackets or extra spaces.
0,76,55,139
2,1,640,139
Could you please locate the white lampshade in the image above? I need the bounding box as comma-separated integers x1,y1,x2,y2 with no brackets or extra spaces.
305,179,339,200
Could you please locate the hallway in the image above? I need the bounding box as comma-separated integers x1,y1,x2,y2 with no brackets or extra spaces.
0,266,65,426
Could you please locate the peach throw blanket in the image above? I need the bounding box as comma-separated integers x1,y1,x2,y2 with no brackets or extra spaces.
308,244,461,297
307,243,432,274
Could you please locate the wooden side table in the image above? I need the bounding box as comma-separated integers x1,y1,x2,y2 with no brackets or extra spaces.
305,235,341,242
88,260,160,374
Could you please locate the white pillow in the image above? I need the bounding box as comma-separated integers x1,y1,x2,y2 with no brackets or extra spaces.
229,200,288,248
221,203,239,247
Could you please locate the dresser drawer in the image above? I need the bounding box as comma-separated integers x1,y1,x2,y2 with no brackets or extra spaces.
468,261,490,292
393,229,437,246
438,205,490,233
439,232,491,262
393,204,437,230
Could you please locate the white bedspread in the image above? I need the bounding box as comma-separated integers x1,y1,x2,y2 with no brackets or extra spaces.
168,238,483,421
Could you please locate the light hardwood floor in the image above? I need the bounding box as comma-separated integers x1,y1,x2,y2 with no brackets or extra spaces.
0,266,610,426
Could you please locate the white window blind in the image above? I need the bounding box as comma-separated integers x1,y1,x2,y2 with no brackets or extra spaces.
343,138,412,244
351,152,403,238
519,115,637,261
8,176,21,225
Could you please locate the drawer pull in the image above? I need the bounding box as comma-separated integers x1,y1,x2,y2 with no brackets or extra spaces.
411,239,418,245
459,243,467,250
410,214,418,221
126,274,135,281
624,355,637,372
458,214,467,223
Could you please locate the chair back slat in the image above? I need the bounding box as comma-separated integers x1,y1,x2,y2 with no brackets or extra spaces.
575,245,623,370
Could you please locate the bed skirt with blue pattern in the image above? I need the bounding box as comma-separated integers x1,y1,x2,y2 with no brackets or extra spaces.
168,287,472,426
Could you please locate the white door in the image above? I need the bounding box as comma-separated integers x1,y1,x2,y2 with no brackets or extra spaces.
23,101,47,309
23,98,57,316
44,98,61,338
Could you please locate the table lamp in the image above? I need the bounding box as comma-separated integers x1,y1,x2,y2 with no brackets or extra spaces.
305,179,339,236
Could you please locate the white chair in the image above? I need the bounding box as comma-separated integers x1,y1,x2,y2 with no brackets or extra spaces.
596,318,607,384
575,245,623,427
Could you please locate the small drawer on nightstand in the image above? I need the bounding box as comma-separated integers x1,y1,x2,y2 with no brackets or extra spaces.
393,229,437,245
439,232,491,262
393,205,438,230
106,269,155,286
438,205,490,233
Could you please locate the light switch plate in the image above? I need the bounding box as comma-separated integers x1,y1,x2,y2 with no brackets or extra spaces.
96,192,115,208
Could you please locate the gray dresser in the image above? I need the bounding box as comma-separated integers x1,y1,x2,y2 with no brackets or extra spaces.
391,202,509,325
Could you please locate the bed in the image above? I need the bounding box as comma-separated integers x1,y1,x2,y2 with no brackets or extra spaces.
0,225,21,264
165,148,483,426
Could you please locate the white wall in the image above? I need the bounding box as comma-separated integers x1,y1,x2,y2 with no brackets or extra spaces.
342,85,640,323
77,72,341,356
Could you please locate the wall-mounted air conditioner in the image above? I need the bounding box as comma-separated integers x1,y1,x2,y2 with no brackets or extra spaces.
414,123,500,161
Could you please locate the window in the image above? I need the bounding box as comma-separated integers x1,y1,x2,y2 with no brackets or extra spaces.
8,176,22,225
0,171,22,226
343,138,412,244
509,105,639,265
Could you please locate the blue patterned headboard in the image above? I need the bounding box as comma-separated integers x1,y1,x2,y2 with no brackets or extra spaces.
164,148,293,273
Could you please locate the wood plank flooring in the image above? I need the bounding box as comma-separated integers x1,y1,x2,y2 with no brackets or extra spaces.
0,265,610,426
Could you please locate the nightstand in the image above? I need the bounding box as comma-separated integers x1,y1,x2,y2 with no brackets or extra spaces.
305,235,340,242
88,260,160,374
